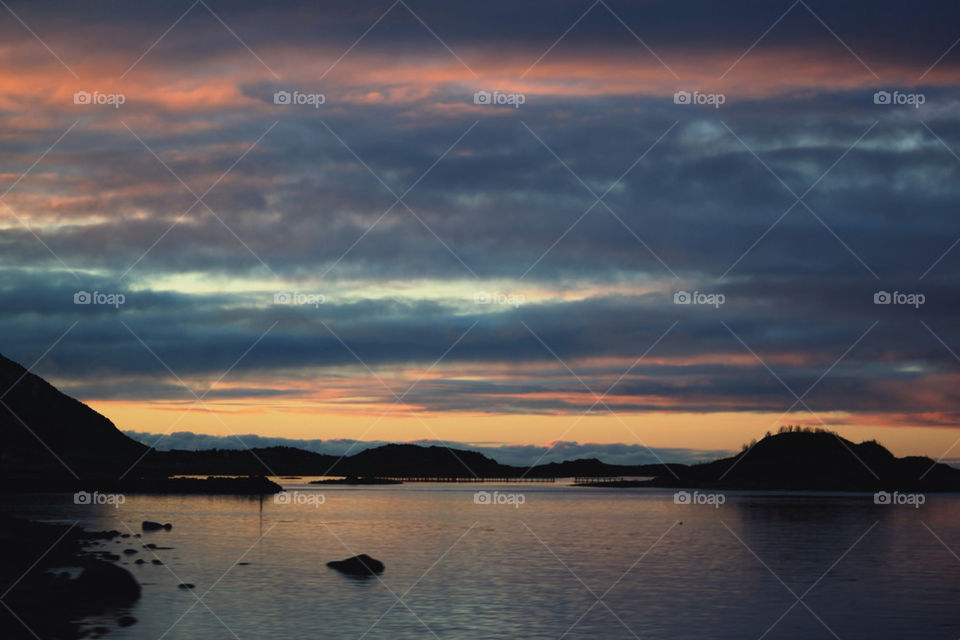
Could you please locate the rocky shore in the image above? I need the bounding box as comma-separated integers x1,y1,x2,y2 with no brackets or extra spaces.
0,516,142,639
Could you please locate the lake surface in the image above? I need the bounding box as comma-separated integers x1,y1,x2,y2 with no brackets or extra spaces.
4,481,960,639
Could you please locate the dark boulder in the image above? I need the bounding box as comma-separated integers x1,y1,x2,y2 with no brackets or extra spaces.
118,615,137,627
326,554,384,576
75,560,141,602
142,521,172,531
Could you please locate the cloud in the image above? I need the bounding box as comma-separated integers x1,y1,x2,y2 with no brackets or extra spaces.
2,0,960,442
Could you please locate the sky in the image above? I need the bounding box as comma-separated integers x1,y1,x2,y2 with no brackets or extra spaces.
2,0,960,463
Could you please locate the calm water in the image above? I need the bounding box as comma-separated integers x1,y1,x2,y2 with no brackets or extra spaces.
5,481,960,639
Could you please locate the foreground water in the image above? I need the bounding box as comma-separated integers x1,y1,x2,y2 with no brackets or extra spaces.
4,481,960,639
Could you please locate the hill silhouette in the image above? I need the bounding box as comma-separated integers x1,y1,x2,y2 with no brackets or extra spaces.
0,353,278,493
663,429,960,491
2,352,959,492
0,353,147,486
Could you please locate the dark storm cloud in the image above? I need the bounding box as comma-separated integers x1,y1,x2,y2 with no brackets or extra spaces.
3,267,960,421
2,0,960,424
5,91,960,282
3,0,958,67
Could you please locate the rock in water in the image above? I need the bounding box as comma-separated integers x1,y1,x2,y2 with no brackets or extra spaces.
142,521,172,531
326,554,385,576
76,560,141,601
118,615,137,627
